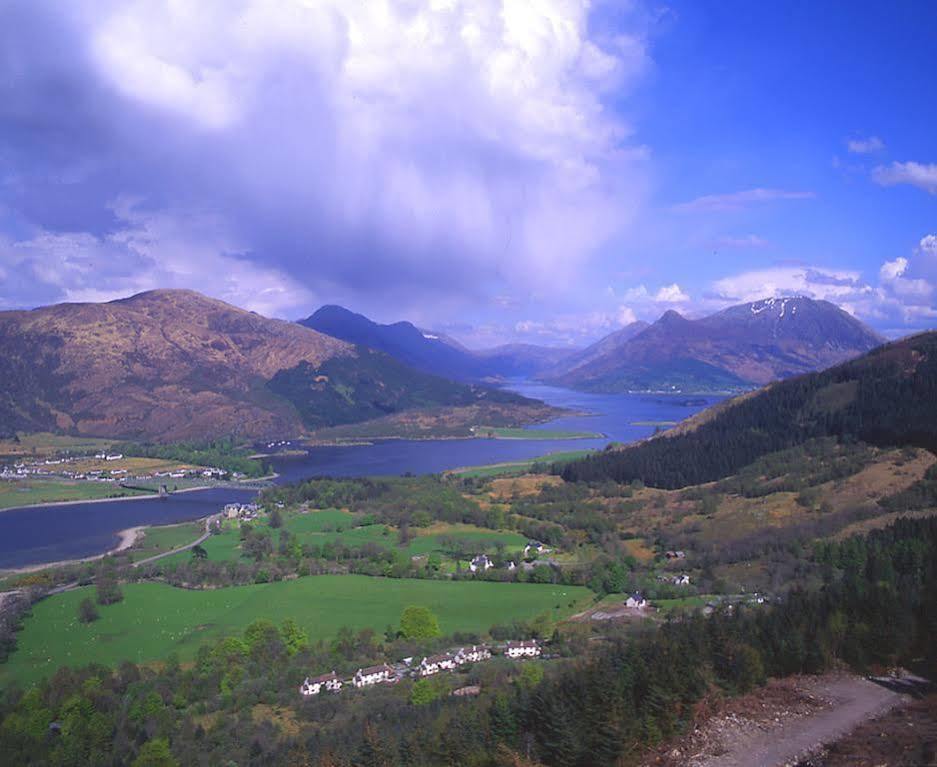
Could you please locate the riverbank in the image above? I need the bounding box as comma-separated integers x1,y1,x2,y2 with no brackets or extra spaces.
0,482,216,514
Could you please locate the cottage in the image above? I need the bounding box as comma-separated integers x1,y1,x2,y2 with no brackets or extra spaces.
300,671,342,696
469,554,492,573
353,663,395,688
455,645,491,665
625,593,647,609
506,561,517,571
419,653,457,676
524,540,548,557
672,574,691,586
504,640,540,659
664,550,686,560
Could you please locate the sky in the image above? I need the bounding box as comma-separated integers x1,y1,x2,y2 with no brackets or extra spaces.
0,0,935,348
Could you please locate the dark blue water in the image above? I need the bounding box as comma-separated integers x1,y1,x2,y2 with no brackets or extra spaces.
0,385,720,568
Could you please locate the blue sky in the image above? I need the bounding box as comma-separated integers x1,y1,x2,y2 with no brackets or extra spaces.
0,1,934,347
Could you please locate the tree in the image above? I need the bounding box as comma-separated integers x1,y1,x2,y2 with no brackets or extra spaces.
269,508,283,528
410,677,446,705
96,575,123,605
281,618,309,656
132,737,179,767
78,598,99,624
191,544,207,560
399,605,441,639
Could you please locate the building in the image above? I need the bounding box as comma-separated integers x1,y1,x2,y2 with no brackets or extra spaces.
419,653,458,676
504,640,540,659
452,685,481,697
300,671,342,696
506,560,517,571
352,663,395,688
664,550,686,560
455,645,491,664
625,593,648,609
524,540,547,557
469,554,492,573
672,574,691,586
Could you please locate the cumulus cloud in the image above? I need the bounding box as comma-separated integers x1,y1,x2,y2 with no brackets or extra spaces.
712,234,770,249
710,265,867,306
673,187,815,213
654,283,689,302
0,0,653,318
879,257,908,281
846,136,884,154
873,161,937,195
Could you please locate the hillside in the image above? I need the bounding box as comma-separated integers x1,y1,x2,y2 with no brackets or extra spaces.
561,331,937,487
0,290,537,442
301,305,575,380
547,297,884,393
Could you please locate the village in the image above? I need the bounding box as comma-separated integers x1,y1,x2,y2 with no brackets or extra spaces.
0,451,232,485
300,639,543,699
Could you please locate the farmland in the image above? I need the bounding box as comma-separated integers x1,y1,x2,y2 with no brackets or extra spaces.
0,577,590,686
0,479,150,510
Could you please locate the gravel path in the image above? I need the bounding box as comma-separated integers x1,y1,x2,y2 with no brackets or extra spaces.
694,675,907,767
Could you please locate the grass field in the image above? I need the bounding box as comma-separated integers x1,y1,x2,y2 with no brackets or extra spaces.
129,522,204,561
160,512,529,565
476,427,601,440
0,577,591,686
0,480,151,510
452,449,596,478
0,432,114,459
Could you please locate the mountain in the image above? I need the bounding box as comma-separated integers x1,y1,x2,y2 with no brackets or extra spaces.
547,297,885,393
561,330,937,488
301,304,576,380
0,290,536,442
540,320,649,379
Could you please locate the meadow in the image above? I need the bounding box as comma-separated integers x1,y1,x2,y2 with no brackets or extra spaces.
0,576,590,686
451,449,596,478
0,480,150,510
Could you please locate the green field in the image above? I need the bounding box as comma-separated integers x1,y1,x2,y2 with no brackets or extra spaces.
161,512,529,565
452,449,597,478
0,480,150,510
1,577,591,686
129,522,204,561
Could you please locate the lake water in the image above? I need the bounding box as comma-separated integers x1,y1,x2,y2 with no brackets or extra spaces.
0,384,721,568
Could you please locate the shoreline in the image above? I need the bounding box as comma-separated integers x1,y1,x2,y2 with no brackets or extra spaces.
0,525,146,575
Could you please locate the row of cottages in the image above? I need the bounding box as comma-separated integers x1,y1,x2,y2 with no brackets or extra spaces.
504,640,540,659
419,645,493,677
300,671,342,697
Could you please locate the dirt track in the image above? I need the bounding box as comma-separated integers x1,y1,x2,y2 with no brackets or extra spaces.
645,673,909,767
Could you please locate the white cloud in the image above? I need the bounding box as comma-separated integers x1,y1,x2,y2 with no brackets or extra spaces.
674,187,815,213
710,265,867,305
846,136,884,154
654,283,689,302
873,161,937,195
879,257,908,281
713,234,770,249
617,305,638,325
919,234,937,256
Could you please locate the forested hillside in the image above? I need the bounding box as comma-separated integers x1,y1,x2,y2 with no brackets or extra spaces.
562,332,937,488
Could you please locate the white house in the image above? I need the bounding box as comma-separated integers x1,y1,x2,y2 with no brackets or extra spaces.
455,645,491,665
419,653,457,676
506,561,517,571
353,663,395,688
664,550,686,560
672,574,691,586
469,554,492,573
504,640,540,659
300,671,342,696
625,593,648,609
524,541,549,557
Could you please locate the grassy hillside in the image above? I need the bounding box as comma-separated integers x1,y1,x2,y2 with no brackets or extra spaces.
562,332,937,488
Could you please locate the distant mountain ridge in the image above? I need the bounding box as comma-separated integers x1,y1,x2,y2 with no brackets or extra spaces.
0,290,538,442
546,297,885,393
300,305,574,380
561,330,937,488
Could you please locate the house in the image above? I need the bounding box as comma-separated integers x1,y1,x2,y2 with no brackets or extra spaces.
625,593,647,609
524,540,548,557
353,663,395,688
664,550,686,560
506,561,517,571
455,645,491,665
419,653,457,676
300,671,342,696
469,554,492,573
504,640,540,659
224,503,241,519
672,574,691,586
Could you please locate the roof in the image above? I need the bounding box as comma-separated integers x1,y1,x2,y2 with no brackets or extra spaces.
505,639,538,648
358,663,393,676
423,653,454,665
306,671,339,684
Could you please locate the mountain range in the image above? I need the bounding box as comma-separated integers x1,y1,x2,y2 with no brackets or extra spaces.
0,290,539,442
561,329,937,488
543,296,885,393
300,305,572,380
